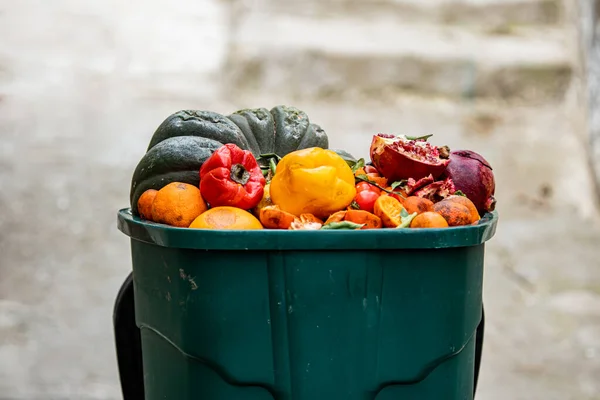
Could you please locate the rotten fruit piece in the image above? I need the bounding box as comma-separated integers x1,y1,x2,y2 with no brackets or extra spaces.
289,214,324,230
442,149,496,214
413,177,456,202
345,209,382,229
404,174,435,195
370,134,451,181
259,205,296,229
322,210,382,229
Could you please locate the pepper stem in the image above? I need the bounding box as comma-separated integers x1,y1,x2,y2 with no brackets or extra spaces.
230,164,250,185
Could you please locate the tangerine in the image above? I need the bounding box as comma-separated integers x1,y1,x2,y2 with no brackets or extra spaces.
373,195,404,228
151,182,207,227
410,211,449,228
189,206,263,230
137,189,158,221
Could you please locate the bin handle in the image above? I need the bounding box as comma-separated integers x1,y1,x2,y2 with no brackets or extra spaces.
113,271,145,400
474,305,484,395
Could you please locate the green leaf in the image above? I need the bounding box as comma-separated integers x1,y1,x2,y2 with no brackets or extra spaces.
257,153,282,161
351,158,366,173
405,134,433,141
400,208,409,218
269,158,277,176
321,221,365,230
397,212,418,228
454,190,467,197
391,180,407,190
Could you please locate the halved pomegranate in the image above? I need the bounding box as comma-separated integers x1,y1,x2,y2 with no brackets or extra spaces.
370,134,451,182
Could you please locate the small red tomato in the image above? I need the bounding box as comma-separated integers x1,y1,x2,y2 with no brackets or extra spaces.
356,182,381,195
354,191,380,213
364,166,380,175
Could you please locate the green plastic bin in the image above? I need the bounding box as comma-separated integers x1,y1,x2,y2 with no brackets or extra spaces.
117,208,498,400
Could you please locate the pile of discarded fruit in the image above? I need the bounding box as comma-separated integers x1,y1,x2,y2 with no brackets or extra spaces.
130,106,496,230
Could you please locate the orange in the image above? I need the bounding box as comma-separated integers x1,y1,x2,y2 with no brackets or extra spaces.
410,211,449,228
137,189,158,221
151,182,208,227
373,195,404,228
432,201,471,227
401,196,434,215
189,206,263,230
443,195,480,224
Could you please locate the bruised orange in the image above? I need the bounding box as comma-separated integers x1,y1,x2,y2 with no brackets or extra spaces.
410,211,449,228
443,195,481,224
189,206,263,230
432,201,471,227
401,196,434,215
151,182,207,227
137,189,158,221
373,195,404,228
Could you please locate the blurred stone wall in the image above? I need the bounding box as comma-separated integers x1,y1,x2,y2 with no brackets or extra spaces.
1,1,599,399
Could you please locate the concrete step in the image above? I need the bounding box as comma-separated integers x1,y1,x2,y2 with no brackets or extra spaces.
224,15,573,102
235,0,563,29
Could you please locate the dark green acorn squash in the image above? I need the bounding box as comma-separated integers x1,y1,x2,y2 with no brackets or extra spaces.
228,105,329,160
130,136,222,215
130,105,330,215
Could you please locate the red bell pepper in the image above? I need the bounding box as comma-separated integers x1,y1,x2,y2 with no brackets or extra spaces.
199,143,266,210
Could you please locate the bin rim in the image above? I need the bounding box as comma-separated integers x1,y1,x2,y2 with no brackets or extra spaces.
117,207,498,250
